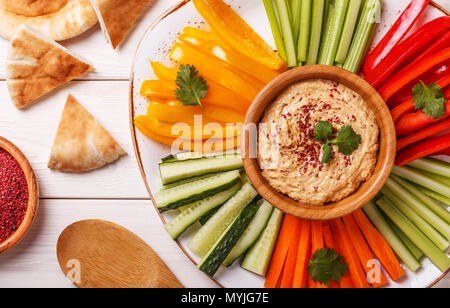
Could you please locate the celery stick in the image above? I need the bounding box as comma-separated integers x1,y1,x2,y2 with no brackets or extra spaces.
297,0,312,62
377,198,450,273
343,0,380,73
318,2,335,63
415,184,450,208
392,175,450,225
307,0,325,65
392,166,450,198
381,187,449,251
275,0,298,67
387,218,424,261
408,157,450,178
363,201,421,272
291,0,302,43
319,0,349,65
263,0,287,62
409,168,450,187
335,0,362,63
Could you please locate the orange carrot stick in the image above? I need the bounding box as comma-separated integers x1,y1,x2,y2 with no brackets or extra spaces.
323,222,353,288
308,221,327,288
352,210,405,281
342,215,388,288
292,219,311,288
280,219,302,288
330,219,370,288
265,215,301,288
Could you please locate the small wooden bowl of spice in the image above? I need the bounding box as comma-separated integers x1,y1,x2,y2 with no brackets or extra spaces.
0,137,38,253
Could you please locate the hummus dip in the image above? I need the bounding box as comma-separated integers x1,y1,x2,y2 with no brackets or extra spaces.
258,79,379,206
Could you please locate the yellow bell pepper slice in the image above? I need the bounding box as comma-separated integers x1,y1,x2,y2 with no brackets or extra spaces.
170,42,259,102
192,0,285,71
149,61,251,114
178,32,279,85
183,27,224,43
139,80,177,99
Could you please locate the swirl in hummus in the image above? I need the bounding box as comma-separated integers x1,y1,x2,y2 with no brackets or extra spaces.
258,79,379,206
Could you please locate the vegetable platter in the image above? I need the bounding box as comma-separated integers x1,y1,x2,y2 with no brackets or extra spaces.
130,0,449,288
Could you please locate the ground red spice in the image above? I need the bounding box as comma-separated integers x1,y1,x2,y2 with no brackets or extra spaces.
0,149,28,243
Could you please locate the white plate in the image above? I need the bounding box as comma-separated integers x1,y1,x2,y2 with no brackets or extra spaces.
130,0,449,288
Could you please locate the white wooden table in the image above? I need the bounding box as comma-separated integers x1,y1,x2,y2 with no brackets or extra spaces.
0,0,448,288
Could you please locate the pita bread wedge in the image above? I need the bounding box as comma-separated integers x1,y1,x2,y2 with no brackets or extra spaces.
90,0,152,49
48,95,126,172
0,0,98,41
6,24,94,109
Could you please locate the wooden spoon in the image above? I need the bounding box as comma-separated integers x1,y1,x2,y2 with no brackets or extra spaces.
57,219,183,288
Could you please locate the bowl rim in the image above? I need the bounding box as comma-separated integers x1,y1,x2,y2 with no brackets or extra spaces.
0,137,39,253
242,65,396,220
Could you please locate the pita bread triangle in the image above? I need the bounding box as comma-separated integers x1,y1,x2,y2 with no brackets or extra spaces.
90,0,152,49
6,24,94,109
48,95,126,172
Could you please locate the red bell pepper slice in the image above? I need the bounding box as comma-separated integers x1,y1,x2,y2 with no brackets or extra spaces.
365,16,450,88
362,0,431,78
397,118,450,151
396,100,450,137
434,148,450,156
378,47,450,103
390,77,450,124
395,133,450,166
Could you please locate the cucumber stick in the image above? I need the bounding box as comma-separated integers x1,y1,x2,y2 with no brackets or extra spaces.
297,0,312,62
307,0,325,65
159,154,243,184
162,173,218,190
155,170,241,212
188,183,258,257
198,201,260,277
241,208,283,276
335,0,362,63
223,201,274,267
164,183,241,239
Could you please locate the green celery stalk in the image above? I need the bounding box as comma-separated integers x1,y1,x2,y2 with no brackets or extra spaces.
319,0,349,65
381,187,449,251
263,0,287,62
392,166,450,198
307,0,325,65
318,1,335,63
297,0,312,62
376,198,450,273
408,157,450,178
392,175,450,225
409,168,450,186
414,184,450,208
387,218,423,261
275,0,298,67
335,0,362,63
363,201,421,272
385,177,450,241
291,0,302,44
343,0,380,73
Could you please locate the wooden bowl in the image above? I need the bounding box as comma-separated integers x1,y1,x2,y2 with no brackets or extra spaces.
242,65,396,220
0,137,39,253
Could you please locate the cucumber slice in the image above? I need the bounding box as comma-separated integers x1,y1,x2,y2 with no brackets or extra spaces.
188,183,258,257
241,208,283,276
199,207,221,225
155,170,241,212
161,173,219,190
159,154,243,184
164,183,241,239
198,201,260,277
223,201,274,267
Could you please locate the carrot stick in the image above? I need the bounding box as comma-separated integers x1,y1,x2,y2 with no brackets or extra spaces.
323,222,353,288
279,219,302,288
308,221,327,288
330,218,370,288
292,219,311,288
342,215,388,288
265,215,302,288
352,209,405,281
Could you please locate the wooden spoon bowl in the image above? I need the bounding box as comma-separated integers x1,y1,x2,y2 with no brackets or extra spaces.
0,137,39,253
242,65,396,220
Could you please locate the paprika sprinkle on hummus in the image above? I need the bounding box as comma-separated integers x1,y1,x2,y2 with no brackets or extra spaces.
0,148,29,243
258,79,379,206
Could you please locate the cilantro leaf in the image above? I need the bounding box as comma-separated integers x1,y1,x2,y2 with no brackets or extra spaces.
412,81,445,119
321,144,332,164
314,121,333,142
332,125,362,156
175,64,209,107
307,248,349,286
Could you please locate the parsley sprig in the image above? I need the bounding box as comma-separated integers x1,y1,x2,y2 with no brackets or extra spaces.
314,121,361,164
412,81,445,119
307,248,349,286
175,64,209,107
